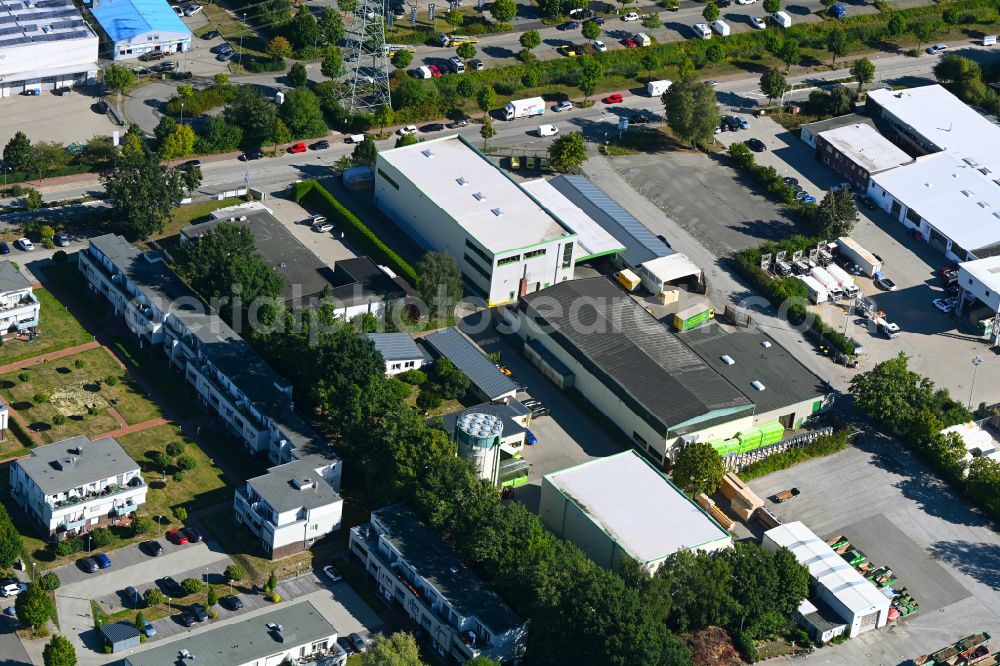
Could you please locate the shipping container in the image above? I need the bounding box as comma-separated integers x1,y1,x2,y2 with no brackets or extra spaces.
837,236,882,277
673,303,714,331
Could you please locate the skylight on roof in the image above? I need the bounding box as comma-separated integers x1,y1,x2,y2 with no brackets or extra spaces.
421,149,434,158
473,192,485,201
456,177,468,186
491,208,503,217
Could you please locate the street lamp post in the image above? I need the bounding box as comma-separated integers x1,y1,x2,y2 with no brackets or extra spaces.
31,562,36,583
87,536,92,553
968,356,984,409
180,100,184,125
239,14,246,70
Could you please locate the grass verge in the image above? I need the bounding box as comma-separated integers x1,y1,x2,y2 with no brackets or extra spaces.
0,288,92,366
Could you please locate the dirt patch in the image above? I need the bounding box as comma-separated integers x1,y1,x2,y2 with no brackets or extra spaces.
688,626,744,666
50,381,110,416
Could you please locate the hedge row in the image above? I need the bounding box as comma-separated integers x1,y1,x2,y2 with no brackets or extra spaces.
292,179,419,286
739,430,850,480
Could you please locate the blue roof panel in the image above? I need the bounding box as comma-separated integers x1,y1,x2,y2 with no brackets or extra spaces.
91,0,190,42
549,175,673,268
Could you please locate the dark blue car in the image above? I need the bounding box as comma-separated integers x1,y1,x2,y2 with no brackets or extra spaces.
830,4,846,18
94,553,111,569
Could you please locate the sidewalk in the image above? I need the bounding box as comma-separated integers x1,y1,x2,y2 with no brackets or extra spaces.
0,340,100,375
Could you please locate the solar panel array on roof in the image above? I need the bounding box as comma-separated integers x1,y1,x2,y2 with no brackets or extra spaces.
0,35,29,45
422,328,518,400
35,0,72,7
0,24,21,35
549,174,673,268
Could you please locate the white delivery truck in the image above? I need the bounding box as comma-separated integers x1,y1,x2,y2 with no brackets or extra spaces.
983,34,997,46
692,23,712,39
800,275,828,304
826,264,860,298
837,236,882,277
647,80,672,96
810,266,843,299
504,97,545,120
772,10,792,27
712,20,731,36
537,124,559,137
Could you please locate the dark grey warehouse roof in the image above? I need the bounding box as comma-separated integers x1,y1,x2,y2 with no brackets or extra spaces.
366,333,423,362
549,175,672,267
439,399,528,439
422,328,517,400
373,504,524,634
518,277,752,436
678,323,830,414
100,621,140,644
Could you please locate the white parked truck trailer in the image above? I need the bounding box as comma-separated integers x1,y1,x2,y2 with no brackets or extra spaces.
712,19,731,36
504,97,546,120
810,266,843,299
799,275,828,304
826,264,860,298
837,236,882,277
647,80,672,96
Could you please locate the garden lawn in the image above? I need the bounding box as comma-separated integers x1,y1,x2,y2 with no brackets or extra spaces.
116,424,230,524
0,288,91,366
202,4,267,59
153,197,245,243
0,347,164,443
199,507,315,586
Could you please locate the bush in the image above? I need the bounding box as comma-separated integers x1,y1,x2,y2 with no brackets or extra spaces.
416,388,442,411
180,578,204,596
89,527,113,548
244,57,287,73
33,392,49,404
88,406,100,416
52,250,68,263
143,588,163,606
172,506,188,521
132,516,153,535
398,369,427,385
271,592,281,602
292,180,418,286
175,454,197,471
740,430,850,480
52,414,65,425
37,572,60,591
54,539,80,557
104,375,119,386
165,441,184,457
173,470,186,482
73,359,85,369
17,372,28,382
224,564,247,582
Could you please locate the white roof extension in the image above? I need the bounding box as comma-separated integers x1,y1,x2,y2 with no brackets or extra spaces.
819,123,912,174
521,178,625,260
765,521,890,617
378,135,574,254
545,450,731,564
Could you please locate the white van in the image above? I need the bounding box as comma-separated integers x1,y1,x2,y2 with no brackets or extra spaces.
712,19,730,36
537,124,559,137
647,79,672,96
984,34,997,46
346,134,366,143
692,23,712,39
772,10,791,27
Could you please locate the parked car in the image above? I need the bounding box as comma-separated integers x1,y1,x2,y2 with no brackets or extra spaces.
202,29,220,39
746,138,767,152
782,176,799,186
603,93,624,104
13,238,33,251
622,11,640,21
94,553,112,569
172,5,183,15
397,125,418,136
926,43,948,54
190,603,208,622
142,540,164,557
79,557,99,573
525,430,537,445
0,243,11,255
858,194,876,210
174,71,193,80
124,586,143,608
829,3,846,18
593,39,607,52
559,44,580,56
160,576,183,597
153,61,178,72
132,66,150,75
737,0,757,4
446,118,469,128
733,116,750,129
309,140,330,150
52,232,70,247
622,37,637,48
349,633,368,653
469,58,484,71
166,529,188,545
288,142,307,154
216,52,235,62
875,276,897,291
750,16,766,29
183,527,202,543
420,123,445,133
554,100,573,112
179,159,201,171
184,4,203,15
313,223,334,233
631,112,654,124
179,610,196,627
531,406,550,417
210,43,233,54
141,620,156,637
323,565,342,583
239,149,264,161
1,583,27,597
428,64,442,77
932,298,955,314
221,595,244,611
139,50,166,62
800,194,817,204
558,21,580,30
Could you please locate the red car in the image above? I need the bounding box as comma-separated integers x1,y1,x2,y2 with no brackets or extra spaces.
622,37,637,48
288,142,307,154
428,64,442,78
166,529,189,545
603,93,624,104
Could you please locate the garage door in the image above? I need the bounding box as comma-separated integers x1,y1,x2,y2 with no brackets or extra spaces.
858,610,879,632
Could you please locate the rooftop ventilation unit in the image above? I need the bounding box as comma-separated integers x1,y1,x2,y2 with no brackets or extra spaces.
473,192,485,201
491,208,503,217
751,380,766,391
761,340,771,348
292,477,316,490
421,149,434,158
721,355,735,365
456,177,468,186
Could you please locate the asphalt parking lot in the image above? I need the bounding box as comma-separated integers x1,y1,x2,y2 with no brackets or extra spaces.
747,434,1000,664
265,191,358,267
0,87,119,147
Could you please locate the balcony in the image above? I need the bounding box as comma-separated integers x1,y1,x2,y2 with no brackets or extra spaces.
193,363,265,430
48,477,145,511
0,292,38,314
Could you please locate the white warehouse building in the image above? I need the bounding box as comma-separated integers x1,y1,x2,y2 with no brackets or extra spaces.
374,135,579,306
763,522,890,638
0,0,98,96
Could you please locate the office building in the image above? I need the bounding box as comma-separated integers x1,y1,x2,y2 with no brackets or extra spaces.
90,0,191,61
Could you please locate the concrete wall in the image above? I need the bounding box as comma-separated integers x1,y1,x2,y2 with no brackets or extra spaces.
754,396,827,431
539,476,620,569
110,30,191,61
271,501,343,551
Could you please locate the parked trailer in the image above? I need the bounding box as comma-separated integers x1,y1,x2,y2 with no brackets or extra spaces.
438,33,479,47
826,264,860,298
712,19,730,36
810,266,843,299
837,236,882,277
772,10,792,27
673,303,714,331
504,97,545,120
647,79,672,96
799,275,828,304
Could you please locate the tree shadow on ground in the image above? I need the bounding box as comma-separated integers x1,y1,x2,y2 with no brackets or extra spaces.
930,540,1000,590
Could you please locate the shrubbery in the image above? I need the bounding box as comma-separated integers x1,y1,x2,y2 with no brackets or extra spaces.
740,430,850,480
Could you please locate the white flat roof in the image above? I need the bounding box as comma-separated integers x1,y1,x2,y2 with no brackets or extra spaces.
765,521,890,617
819,124,912,173
379,135,574,254
546,450,731,563
640,253,702,283
521,178,624,260
959,255,1000,289
871,151,1000,253
867,85,1000,167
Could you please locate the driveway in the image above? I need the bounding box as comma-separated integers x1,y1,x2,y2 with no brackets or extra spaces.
264,193,359,267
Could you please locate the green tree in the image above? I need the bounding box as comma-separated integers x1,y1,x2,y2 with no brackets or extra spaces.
395,133,420,148
826,27,848,65
850,353,935,429
287,6,320,50
259,0,293,26
267,36,293,59
25,188,42,211
352,135,378,165
166,441,185,457
198,115,244,152
319,8,346,44
361,632,422,666
288,62,309,87
207,587,218,608
225,564,247,582
480,115,496,145
338,0,356,12
160,124,196,159
642,13,661,28
391,49,413,69
492,0,517,21
851,57,876,91
154,116,177,146
181,578,204,596
456,77,476,98
280,88,328,138
89,527,113,548
671,442,723,495
270,118,293,154
662,79,720,148
103,64,136,107
705,42,725,63
143,588,163,606
176,455,197,471
373,104,394,133
456,42,476,59
43,634,76,666
183,222,283,324
3,131,33,173
134,612,145,633
779,38,801,71
265,570,278,594
467,658,499,666
582,20,601,40
321,47,346,79
477,85,497,113
759,67,787,105
676,56,695,81
225,86,280,149
967,457,1000,515
702,2,719,22
417,252,463,318
445,8,464,25
519,29,541,50
38,573,61,591
763,0,780,13
100,149,184,240
548,132,587,170
658,549,731,631
32,142,70,180
132,516,153,535
913,17,941,51
431,357,471,399
886,11,907,36
173,506,188,521
16,584,54,629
